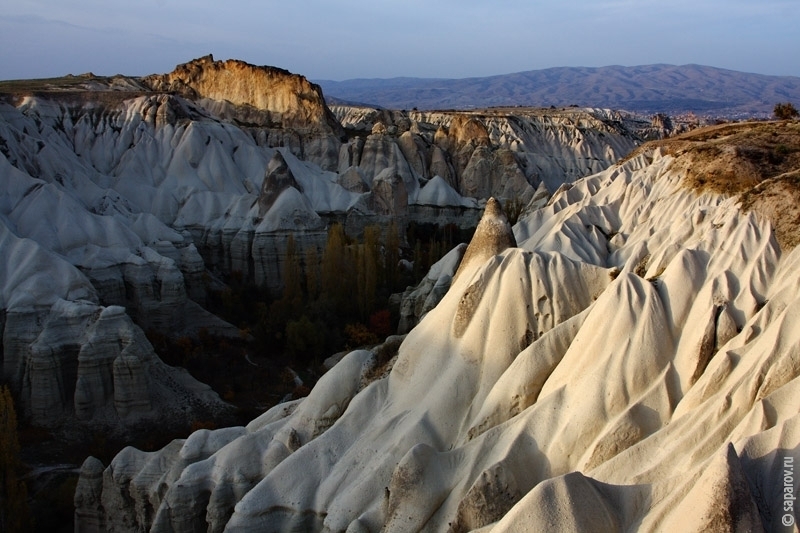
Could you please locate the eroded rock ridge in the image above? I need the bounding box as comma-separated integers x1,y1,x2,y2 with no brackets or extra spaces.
76,125,800,531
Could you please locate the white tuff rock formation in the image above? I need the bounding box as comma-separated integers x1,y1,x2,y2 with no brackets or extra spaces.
77,130,800,530
0,110,232,430
332,105,643,202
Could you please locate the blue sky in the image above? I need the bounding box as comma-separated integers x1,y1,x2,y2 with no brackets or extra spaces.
1,0,798,81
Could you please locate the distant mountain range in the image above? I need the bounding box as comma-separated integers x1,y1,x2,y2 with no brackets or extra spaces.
316,64,800,117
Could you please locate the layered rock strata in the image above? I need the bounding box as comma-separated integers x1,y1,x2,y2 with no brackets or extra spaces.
333,104,644,198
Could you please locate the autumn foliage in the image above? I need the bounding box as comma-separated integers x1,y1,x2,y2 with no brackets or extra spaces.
204,220,461,370
0,386,31,532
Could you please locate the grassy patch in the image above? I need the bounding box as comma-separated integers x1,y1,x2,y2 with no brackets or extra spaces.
624,120,800,249
739,169,800,249
0,74,154,108
0,74,101,93
656,121,800,196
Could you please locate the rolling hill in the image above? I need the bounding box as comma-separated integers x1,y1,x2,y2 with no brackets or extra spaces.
317,64,800,117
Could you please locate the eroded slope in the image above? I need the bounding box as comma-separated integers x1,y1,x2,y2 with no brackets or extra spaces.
79,123,800,531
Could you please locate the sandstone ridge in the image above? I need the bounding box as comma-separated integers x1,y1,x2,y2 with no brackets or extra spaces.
143,55,344,137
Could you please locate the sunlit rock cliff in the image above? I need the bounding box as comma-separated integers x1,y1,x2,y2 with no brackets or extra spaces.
143,55,345,171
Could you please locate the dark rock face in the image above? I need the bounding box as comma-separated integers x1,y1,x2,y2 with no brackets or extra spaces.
258,152,303,215
6,303,230,431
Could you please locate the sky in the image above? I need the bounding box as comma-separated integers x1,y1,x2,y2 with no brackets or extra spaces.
1,0,799,82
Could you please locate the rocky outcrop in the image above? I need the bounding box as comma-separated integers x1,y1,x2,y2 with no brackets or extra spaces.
396,130,430,179
143,55,343,136
459,146,533,200
419,107,645,193
143,55,345,171
331,105,642,203
337,165,370,193
397,243,466,333
7,300,229,431
257,151,303,215
74,457,106,533
368,169,409,215
0,97,238,432
357,130,420,204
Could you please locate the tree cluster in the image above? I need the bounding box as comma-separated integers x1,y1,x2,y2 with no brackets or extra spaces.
268,222,404,361
0,385,31,532
774,102,799,120
205,220,464,369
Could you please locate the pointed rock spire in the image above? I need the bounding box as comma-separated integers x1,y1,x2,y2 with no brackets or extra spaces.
454,197,517,281
258,151,302,215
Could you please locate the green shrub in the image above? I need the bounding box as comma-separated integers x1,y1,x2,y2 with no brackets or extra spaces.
774,102,799,120
285,315,326,359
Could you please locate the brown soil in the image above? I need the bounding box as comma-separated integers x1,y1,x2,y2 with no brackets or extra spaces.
631,120,800,249
740,169,800,249
659,121,800,193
